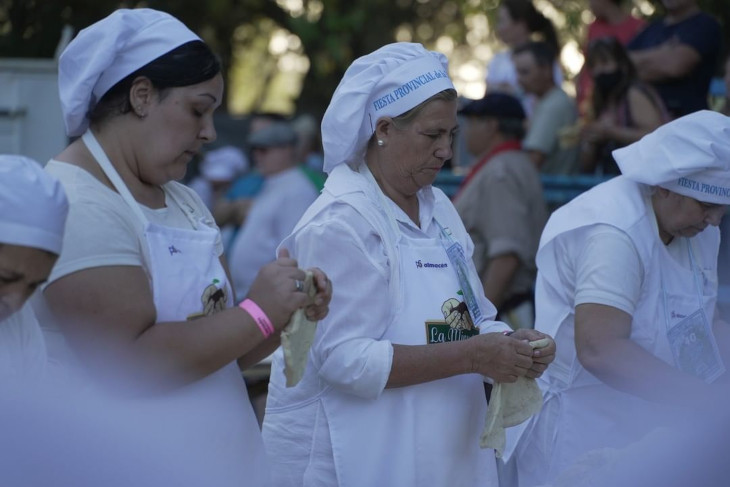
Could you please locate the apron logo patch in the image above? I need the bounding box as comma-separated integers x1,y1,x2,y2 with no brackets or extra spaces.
186,278,228,320
425,297,478,344
168,245,182,256
415,260,448,269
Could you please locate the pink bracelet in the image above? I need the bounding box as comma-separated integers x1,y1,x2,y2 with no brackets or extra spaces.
239,299,274,338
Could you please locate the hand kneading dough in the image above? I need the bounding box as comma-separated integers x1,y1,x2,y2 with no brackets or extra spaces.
480,338,550,456
281,271,318,387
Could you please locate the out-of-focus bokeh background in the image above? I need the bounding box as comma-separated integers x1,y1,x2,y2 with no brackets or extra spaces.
1,0,727,117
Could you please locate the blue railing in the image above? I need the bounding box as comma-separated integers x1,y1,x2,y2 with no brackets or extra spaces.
434,170,611,206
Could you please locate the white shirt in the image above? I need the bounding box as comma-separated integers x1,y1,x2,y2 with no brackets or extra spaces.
263,164,506,486
228,167,319,300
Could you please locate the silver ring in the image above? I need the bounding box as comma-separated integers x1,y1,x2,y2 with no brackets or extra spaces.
295,279,304,292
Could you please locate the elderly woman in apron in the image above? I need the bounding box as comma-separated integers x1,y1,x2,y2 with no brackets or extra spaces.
511,110,730,486
37,9,331,485
261,43,556,487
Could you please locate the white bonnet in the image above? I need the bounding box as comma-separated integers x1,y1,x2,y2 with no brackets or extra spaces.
59,8,201,137
614,110,730,205
0,155,69,254
321,42,454,174
200,146,248,182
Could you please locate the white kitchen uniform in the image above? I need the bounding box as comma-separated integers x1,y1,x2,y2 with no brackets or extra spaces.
72,131,269,486
263,163,506,487
512,176,723,486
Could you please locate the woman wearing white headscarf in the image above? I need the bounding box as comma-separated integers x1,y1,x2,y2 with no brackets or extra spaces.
37,8,331,485
0,155,68,381
261,42,556,487
512,110,730,486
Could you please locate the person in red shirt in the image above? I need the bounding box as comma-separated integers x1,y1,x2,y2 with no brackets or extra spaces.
576,0,646,116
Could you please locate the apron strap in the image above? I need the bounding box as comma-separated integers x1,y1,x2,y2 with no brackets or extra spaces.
82,130,150,226
82,130,200,229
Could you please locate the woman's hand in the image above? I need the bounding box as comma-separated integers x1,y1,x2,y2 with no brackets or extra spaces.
246,249,310,332
305,267,332,321
510,329,556,379
468,332,534,383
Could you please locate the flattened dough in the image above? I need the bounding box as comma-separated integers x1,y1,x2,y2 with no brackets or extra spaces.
480,338,549,456
281,271,318,387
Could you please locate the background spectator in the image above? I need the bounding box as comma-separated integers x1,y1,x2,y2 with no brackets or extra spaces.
513,41,579,174
576,0,646,116
227,121,320,300
455,93,547,330
487,0,563,116
627,0,722,118
579,37,668,175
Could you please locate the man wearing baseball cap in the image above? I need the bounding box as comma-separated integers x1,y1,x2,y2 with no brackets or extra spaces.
455,92,547,330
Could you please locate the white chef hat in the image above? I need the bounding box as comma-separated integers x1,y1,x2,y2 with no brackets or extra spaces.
0,155,69,254
614,110,730,205
200,146,248,182
321,42,455,174
59,8,201,137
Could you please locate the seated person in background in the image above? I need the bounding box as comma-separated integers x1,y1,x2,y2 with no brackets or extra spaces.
579,36,668,175
627,0,721,119
487,0,563,116
513,41,579,175
187,145,248,210
0,155,68,382
575,0,646,116
228,121,320,300
454,93,547,329
212,111,287,229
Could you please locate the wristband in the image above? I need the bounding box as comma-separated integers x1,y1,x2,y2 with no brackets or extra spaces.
239,299,274,338
502,330,515,336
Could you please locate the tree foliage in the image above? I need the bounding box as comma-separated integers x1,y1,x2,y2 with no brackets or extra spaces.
0,0,727,118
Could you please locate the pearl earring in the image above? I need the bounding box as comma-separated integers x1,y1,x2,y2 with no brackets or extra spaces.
377,139,385,147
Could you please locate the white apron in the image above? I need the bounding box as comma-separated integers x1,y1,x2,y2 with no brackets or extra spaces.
513,177,723,486
318,166,498,487
82,131,268,486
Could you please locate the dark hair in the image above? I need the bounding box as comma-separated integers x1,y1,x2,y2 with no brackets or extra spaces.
501,0,560,53
89,40,221,125
497,117,526,139
585,36,636,116
513,40,556,67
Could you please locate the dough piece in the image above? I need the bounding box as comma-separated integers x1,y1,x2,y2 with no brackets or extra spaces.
479,338,549,456
281,271,318,387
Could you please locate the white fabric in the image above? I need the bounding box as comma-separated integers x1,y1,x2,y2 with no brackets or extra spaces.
512,176,721,485
572,224,644,315
59,8,200,137
321,42,454,173
43,160,222,287
200,146,248,182
0,299,47,382
262,162,507,486
228,167,319,300
45,130,267,485
614,110,730,204
0,155,68,254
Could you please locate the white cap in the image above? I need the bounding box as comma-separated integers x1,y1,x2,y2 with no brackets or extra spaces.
200,146,248,182
614,110,730,205
321,42,454,174
59,8,201,137
0,155,69,254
